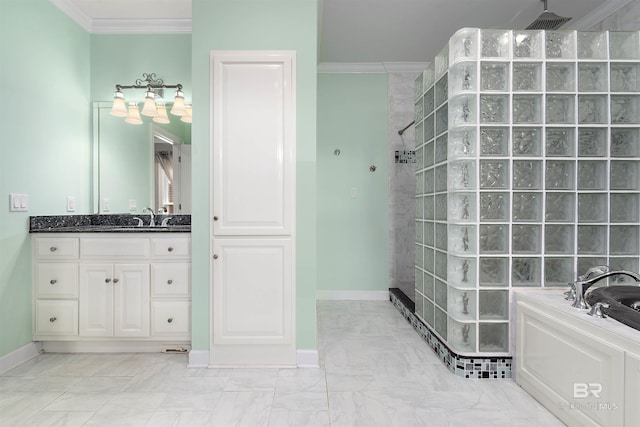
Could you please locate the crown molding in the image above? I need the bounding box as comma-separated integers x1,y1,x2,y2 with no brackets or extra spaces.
566,0,635,30
318,62,429,74
49,0,191,34
91,19,192,34
49,0,92,32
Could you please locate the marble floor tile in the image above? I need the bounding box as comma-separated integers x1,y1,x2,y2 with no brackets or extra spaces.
208,391,273,426
143,411,215,427
0,301,564,426
21,410,96,427
268,409,331,427
223,368,279,391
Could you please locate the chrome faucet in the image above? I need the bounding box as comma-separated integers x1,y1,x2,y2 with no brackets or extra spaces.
571,270,640,309
142,207,156,227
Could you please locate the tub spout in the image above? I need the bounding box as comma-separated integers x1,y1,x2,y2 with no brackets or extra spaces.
572,270,640,309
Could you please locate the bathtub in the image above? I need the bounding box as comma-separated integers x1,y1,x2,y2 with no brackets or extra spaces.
513,288,640,427
586,286,640,332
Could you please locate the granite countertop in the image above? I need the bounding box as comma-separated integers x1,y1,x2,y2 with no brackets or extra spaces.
29,214,191,233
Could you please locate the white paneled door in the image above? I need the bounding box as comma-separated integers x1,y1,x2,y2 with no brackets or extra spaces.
210,51,296,366
211,51,295,236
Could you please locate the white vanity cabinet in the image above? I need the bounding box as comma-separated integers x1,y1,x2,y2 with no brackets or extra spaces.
79,263,150,337
33,237,79,337
32,233,191,348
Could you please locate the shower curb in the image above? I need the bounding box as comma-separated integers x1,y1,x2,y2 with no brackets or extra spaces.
389,288,512,379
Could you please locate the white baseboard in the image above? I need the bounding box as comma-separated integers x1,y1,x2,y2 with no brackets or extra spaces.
296,349,320,368
42,341,190,353
0,342,43,375
188,350,210,368
316,290,390,301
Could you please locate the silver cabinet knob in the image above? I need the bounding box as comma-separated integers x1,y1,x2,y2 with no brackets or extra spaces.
213,254,219,260
105,278,111,283
50,279,57,285
113,278,119,283
167,279,173,285
167,247,174,252
50,246,57,252
49,317,57,323
167,317,174,323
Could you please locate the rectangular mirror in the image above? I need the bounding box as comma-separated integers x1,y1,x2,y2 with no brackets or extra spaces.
92,102,191,214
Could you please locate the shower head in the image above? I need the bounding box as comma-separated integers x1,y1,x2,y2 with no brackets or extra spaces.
526,0,572,30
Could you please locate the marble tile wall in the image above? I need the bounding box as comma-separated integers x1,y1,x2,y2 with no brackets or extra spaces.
388,72,420,301
589,0,640,31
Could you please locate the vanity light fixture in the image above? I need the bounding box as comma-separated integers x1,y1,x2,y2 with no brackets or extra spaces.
141,90,159,117
180,104,192,123
110,88,128,117
110,73,191,124
153,102,171,124
170,88,187,116
124,102,143,125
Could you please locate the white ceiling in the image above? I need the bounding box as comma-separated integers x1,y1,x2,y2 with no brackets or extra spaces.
51,0,634,66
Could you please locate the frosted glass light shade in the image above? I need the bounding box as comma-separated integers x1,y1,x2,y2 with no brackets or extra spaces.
141,91,159,117
153,104,170,124
110,92,128,117
170,90,186,116
125,103,143,125
180,104,192,123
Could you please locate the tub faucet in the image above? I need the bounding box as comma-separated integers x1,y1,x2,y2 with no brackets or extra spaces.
142,207,156,227
572,270,640,309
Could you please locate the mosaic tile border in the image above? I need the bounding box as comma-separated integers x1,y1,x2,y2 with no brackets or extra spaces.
389,288,512,379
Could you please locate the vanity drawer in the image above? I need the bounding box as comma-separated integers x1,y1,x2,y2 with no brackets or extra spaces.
151,301,191,336
35,300,78,336
151,263,191,298
34,238,79,260
35,263,78,298
81,238,150,259
151,237,191,258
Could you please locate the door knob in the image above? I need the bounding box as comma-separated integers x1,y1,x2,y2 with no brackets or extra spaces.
49,317,57,323
105,278,111,283
113,278,119,283
213,254,219,260
213,216,219,221
50,279,57,285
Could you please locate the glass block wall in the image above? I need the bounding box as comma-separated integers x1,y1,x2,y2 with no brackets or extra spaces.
414,29,640,356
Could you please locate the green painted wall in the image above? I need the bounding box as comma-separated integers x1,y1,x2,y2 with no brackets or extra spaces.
191,0,318,351
317,74,389,292
0,0,91,357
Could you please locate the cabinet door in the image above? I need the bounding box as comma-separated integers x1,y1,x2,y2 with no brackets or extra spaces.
211,51,295,236
114,264,150,337
79,264,113,336
211,238,294,365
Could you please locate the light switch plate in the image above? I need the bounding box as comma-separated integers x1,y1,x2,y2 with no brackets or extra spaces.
9,194,28,212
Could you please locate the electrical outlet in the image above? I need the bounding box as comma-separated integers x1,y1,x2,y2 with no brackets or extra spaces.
351,187,358,198
67,196,76,212
129,199,137,211
103,198,110,212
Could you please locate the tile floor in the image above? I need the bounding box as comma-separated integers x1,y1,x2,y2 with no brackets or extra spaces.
0,300,564,426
